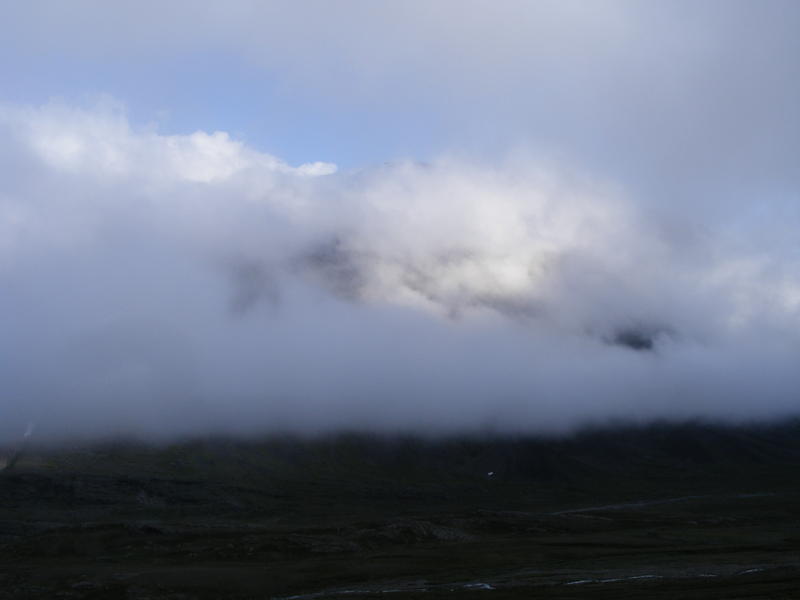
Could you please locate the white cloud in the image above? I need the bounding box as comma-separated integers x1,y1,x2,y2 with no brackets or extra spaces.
2,101,336,182
1,101,799,440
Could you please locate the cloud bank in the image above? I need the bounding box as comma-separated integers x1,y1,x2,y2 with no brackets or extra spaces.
1,101,799,441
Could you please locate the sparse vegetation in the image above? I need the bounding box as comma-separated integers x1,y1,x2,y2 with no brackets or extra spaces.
1,421,799,598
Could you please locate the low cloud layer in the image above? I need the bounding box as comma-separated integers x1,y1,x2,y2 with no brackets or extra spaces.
1,101,799,441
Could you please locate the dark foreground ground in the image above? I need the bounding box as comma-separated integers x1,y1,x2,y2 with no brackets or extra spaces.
1,421,800,599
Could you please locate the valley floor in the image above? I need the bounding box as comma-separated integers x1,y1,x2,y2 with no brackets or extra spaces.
1,423,799,598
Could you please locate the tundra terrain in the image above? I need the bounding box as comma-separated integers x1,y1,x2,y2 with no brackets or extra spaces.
1,421,799,599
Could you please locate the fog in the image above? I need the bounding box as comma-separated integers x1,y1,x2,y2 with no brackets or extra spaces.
1,2,799,440
1,101,798,441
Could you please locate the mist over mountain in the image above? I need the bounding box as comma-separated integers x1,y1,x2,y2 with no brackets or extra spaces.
1,102,799,441
1,1,799,441
3,6,800,599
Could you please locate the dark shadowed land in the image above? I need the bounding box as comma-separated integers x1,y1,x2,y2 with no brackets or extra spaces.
2,420,800,599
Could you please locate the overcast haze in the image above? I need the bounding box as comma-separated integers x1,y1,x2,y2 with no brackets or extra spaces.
1,1,799,441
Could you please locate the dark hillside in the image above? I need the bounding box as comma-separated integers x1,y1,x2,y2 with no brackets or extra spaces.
1,420,799,598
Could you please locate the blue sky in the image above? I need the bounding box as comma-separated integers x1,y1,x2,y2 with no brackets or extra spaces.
0,45,385,167
4,0,796,176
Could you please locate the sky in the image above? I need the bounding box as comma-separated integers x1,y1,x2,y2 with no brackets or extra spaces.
1,1,799,440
